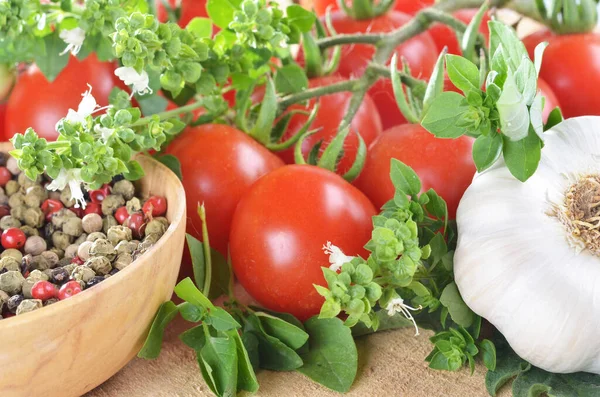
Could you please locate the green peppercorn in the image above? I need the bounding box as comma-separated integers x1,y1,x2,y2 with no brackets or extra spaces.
0,215,21,230
154,217,169,229
71,265,97,282
0,193,8,206
102,194,125,216
24,236,47,256
1,249,22,262
51,208,77,229
0,256,20,272
16,299,42,315
40,251,59,268
115,240,139,255
44,298,59,306
23,207,44,228
10,206,25,221
48,247,64,260
62,217,83,237
62,263,77,276
90,239,116,261
145,220,166,237
107,226,132,245
60,186,76,207
17,173,40,189
113,180,135,200
87,232,107,242
64,244,79,259
52,232,73,251
0,290,9,311
103,215,118,234
85,256,112,276
22,269,49,298
0,271,24,295
126,197,142,214
8,192,24,209
114,253,133,270
5,180,19,196
24,185,47,208
20,225,39,237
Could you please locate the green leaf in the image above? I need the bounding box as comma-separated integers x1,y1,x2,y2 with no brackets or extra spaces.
174,278,214,309
297,317,358,393
445,54,480,94
512,367,600,397
207,0,243,29
34,31,70,82
155,154,183,180
497,72,529,141
480,339,497,371
390,159,421,196
230,330,259,393
206,307,241,331
138,301,179,359
424,189,448,220
502,128,542,182
200,333,238,397
351,310,411,337
544,107,563,131
208,248,231,300
185,234,206,294
179,301,204,322
256,312,309,350
421,92,469,138
186,17,213,38
123,160,145,181
488,21,528,73
286,5,316,32
180,325,207,350
485,343,531,396
472,133,503,172
439,282,474,328
275,64,309,95
137,95,169,116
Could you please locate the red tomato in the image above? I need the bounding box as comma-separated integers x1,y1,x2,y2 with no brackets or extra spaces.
230,165,376,320
354,124,475,218
300,0,434,16
0,103,6,141
326,11,438,130
5,54,119,141
428,9,490,55
166,124,284,258
156,0,215,31
270,75,382,175
522,30,600,118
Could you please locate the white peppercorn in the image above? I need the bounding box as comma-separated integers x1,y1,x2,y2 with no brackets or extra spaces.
16,299,42,315
4,180,19,196
86,232,106,242
126,197,142,214
113,180,135,200
62,217,83,237
90,239,116,261
0,256,20,272
24,236,47,256
107,226,132,245
0,271,24,295
102,215,118,234
85,256,112,276
22,270,49,298
40,251,59,268
52,232,73,250
102,194,125,215
0,215,21,230
0,194,8,206
114,253,133,270
78,241,93,261
20,225,39,237
6,156,19,175
82,213,103,234
71,265,96,282
1,249,22,262
64,244,80,259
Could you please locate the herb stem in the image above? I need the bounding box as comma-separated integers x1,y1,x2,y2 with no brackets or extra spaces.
278,80,358,109
131,100,205,127
198,204,212,298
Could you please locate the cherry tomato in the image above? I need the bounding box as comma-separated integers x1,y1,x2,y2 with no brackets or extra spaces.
522,31,600,118
428,9,490,55
84,203,103,216
300,0,434,16
353,124,475,218
125,213,146,239
166,124,284,258
156,0,215,31
0,167,11,186
325,11,438,130
115,206,130,225
5,54,119,141
89,184,111,203
1,228,26,250
0,103,6,142
143,196,168,217
230,165,377,321
58,281,83,300
42,199,64,221
31,281,58,301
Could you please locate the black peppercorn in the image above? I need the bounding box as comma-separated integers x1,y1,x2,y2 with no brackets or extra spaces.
20,257,29,275
6,294,23,314
112,174,125,183
50,268,70,285
0,268,6,275
86,276,104,289
109,268,119,276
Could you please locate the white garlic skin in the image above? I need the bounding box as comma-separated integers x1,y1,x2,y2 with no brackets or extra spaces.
454,116,600,374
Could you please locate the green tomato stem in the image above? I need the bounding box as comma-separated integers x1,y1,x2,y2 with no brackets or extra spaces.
278,80,358,110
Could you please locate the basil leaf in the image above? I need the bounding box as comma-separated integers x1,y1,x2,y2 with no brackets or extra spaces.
138,301,179,359
200,333,238,397
186,17,213,38
439,282,474,328
473,133,503,172
34,31,70,82
286,5,316,33
241,331,260,370
390,159,421,196
529,94,544,139
502,128,542,182
179,301,204,323
206,307,241,331
275,64,309,95
185,234,206,290
544,107,563,131
421,92,469,138
497,72,529,141
489,21,528,73
351,309,411,337
445,54,480,94
256,312,309,350
249,306,305,331
424,189,448,220
138,94,169,117
208,248,231,300
174,277,214,309
485,343,531,396
230,330,259,393
514,60,537,105
180,325,206,351
206,0,243,29
512,367,600,397
480,339,497,371
297,317,358,393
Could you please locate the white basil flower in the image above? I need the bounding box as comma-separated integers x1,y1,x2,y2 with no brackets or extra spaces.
46,168,87,209
114,67,152,97
322,241,355,272
386,297,421,336
59,28,86,56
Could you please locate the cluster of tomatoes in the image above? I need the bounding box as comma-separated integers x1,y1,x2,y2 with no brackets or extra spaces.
1,0,598,320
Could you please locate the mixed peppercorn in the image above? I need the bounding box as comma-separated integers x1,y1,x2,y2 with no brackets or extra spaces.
0,153,169,320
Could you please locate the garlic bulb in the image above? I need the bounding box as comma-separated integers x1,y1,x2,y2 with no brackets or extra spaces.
455,116,600,375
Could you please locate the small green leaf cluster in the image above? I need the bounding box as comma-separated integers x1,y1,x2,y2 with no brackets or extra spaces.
0,0,49,63
427,326,496,374
10,89,185,189
422,20,553,182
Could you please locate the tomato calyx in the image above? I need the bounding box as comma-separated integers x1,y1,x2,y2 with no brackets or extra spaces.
301,17,342,79
339,0,396,20
535,0,597,35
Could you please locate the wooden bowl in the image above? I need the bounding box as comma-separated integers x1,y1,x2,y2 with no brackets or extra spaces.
0,148,187,397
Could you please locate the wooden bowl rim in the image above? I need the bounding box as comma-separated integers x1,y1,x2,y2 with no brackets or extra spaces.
0,154,186,328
